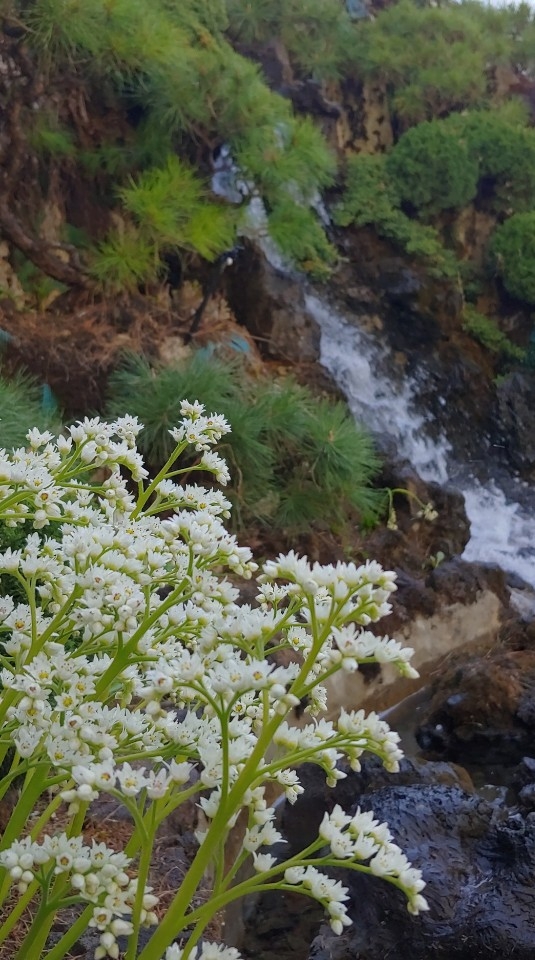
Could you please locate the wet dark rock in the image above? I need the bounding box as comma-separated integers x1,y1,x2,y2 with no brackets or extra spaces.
365,458,472,579
515,759,535,812
278,758,474,853
238,760,471,960
416,650,535,766
426,559,509,607
240,758,535,960
224,246,321,364
495,372,535,480
308,786,535,960
519,783,535,810
516,756,535,787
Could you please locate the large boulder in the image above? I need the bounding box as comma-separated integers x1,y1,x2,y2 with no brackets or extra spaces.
309,785,535,960
416,649,535,766
236,758,535,960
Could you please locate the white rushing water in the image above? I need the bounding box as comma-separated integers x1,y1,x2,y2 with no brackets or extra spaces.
306,293,535,593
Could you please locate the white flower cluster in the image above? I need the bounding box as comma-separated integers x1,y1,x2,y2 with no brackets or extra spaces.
0,404,426,960
284,864,351,934
0,833,158,959
319,804,428,918
273,707,403,781
165,944,242,960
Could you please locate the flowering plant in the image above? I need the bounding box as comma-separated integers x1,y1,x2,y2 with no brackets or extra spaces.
0,403,427,960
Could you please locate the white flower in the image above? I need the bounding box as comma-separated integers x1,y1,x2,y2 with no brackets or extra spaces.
199,452,231,485
252,852,277,872
116,763,148,797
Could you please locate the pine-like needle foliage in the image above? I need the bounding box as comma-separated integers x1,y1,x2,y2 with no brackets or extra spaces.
17,0,337,285
106,353,382,533
350,0,515,124
0,371,63,450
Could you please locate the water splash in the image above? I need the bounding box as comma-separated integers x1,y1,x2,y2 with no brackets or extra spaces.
307,293,535,594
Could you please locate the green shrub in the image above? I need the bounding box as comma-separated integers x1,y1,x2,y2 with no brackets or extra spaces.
386,120,479,214
335,155,401,229
89,225,160,292
462,306,525,361
106,353,382,533
335,154,458,276
447,109,535,214
350,0,515,124
490,213,535,304
224,0,355,80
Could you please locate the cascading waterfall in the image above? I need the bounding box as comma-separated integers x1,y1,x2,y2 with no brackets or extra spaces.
306,293,535,594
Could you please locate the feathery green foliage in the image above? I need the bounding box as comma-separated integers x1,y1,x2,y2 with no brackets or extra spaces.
14,0,336,287
106,353,382,533
268,199,337,276
0,371,63,449
120,157,237,261
224,0,355,80
28,116,76,159
89,226,159,292
490,213,535,305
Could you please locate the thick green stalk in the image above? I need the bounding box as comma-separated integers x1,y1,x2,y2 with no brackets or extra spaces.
136,708,283,960
131,440,189,519
125,807,157,960
14,803,89,958
13,873,53,960
0,764,50,852
0,880,39,944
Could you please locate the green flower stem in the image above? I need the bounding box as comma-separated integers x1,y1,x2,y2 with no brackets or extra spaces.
136,705,289,960
94,578,190,696
0,879,39,944
29,791,64,841
131,440,189,519
150,782,201,834
18,585,83,668
131,614,356,956
176,839,325,936
0,689,19,737
0,754,26,805
13,869,55,960
7,801,89,958
289,600,338,699
0,764,51,852
125,805,157,960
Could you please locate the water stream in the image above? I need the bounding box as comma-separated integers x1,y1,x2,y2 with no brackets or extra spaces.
306,293,535,595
